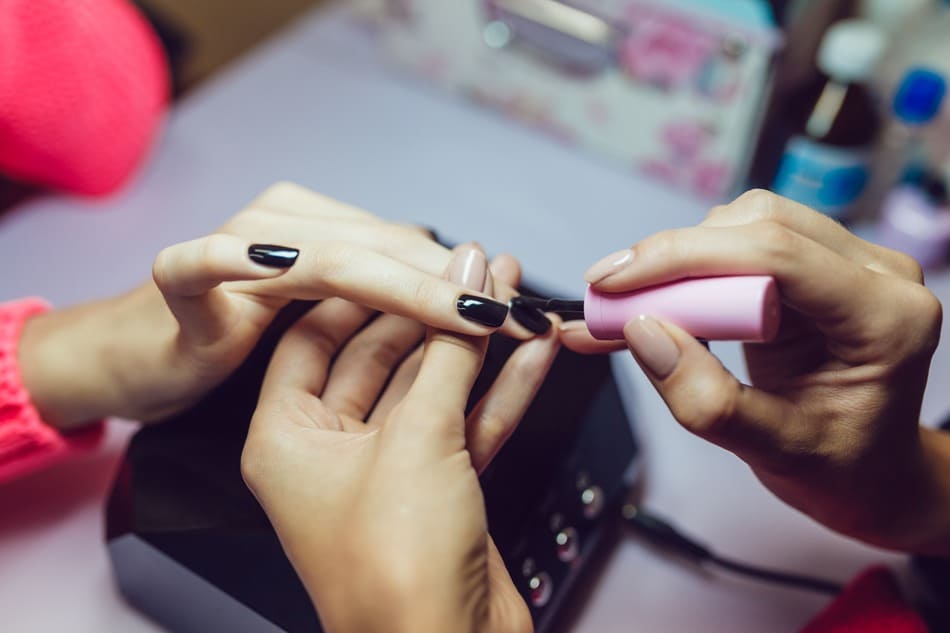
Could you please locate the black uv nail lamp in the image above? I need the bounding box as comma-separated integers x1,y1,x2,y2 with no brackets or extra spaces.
106,294,639,633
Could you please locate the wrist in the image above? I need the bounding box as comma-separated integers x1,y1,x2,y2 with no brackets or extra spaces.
17,286,176,428
911,427,950,557
317,590,475,633
859,427,950,557
0,298,104,480
303,554,480,633
18,300,122,430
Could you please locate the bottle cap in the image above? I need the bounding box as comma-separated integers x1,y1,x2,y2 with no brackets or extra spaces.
817,19,887,83
893,68,947,125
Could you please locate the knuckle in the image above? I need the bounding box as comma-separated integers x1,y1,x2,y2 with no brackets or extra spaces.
412,277,443,311
330,392,369,419
258,180,304,204
904,286,943,353
673,374,741,436
703,203,731,223
239,427,291,493
730,188,778,221
919,289,943,331
399,223,436,241
473,410,511,446
151,247,174,291
751,221,799,260
239,445,261,490
887,250,925,283
359,335,412,372
239,429,268,491
297,318,348,359
199,233,231,265
428,331,482,358
309,242,352,289
388,224,431,249
639,228,688,262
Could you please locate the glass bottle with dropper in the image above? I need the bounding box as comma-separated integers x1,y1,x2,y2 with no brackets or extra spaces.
771,19,886,220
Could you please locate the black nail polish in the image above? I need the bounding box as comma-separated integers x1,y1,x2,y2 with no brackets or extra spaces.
457,294,508,328
509,299,552,334
248,244,299,268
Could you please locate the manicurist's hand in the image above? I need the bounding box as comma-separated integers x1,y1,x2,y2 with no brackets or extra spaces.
242,245,560,633
563,189,950,556
19,182,542,429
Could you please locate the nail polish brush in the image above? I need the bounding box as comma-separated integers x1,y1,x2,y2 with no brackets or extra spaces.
512,275,781,342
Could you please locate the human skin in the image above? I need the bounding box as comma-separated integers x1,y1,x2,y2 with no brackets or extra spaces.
18,182,536,430
564,189,950,557
242,246,560,633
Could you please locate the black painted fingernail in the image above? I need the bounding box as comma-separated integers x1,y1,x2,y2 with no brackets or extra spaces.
509,299,552,334
457,294,508,328
248,244,299,268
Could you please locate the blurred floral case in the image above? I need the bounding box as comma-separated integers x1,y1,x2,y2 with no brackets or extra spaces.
358,0,781,199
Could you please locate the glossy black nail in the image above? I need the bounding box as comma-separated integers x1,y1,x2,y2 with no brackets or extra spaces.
457,294,508,328
248,244,299,268
509,298,553,334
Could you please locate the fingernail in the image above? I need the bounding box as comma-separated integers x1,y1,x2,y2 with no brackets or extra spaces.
584,248,634,284
448,247,508,327
509,298,552,334
448,247,488,291
624,316,680,379
248,244,299,268
457,295,508,328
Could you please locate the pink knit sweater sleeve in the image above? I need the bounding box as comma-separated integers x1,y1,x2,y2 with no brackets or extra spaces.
0,299,103,484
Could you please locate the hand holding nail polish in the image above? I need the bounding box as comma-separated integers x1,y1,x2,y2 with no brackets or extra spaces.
563,189,950,558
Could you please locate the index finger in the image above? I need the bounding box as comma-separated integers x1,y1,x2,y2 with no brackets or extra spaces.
586,223,888,338
230,241,511,337
702,190,924,282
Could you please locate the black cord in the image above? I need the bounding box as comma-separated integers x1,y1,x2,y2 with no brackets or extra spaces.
706,555,843,596
621,503,845,596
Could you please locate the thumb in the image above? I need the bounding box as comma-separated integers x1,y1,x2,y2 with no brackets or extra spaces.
623,316,807,470
405,245,491,424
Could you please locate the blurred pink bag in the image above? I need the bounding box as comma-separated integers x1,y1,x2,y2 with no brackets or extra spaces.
0,0,169,196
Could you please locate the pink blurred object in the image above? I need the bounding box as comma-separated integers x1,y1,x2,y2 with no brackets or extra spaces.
619,7,717,89
0,0,169,196
584,275,780,342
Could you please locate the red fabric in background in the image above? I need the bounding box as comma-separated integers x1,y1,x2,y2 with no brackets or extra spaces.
0,0,169,195
800,566,929,633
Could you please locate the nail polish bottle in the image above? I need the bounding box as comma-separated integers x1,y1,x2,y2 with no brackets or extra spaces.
584,275,780,342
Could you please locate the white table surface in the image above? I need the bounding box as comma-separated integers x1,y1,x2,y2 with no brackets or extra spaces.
2,6,947,632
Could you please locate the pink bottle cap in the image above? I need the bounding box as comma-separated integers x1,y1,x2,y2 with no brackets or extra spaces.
584,275,781,342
